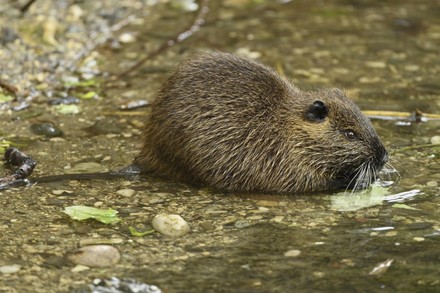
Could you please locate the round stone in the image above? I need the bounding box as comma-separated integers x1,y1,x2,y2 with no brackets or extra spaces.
151,214,190,237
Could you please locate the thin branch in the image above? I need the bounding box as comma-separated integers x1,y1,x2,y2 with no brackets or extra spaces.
20,0,37,14
0,79,19,97
363,110,440,121
113,0,210,80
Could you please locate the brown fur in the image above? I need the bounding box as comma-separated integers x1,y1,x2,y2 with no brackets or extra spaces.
134,52,388,193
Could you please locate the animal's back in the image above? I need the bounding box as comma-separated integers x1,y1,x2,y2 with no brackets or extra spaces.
135,52,303,192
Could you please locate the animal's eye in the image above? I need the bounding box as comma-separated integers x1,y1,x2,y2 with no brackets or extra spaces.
344,130,357,140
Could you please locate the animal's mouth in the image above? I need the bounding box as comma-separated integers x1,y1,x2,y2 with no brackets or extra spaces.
332,171,373,191
333,155,388,191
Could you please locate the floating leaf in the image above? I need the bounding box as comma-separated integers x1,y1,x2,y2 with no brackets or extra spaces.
79,91,97,99
0,140,12,155
0,94,14,103
330,183,390,211
55,104,80,114
63,206,120,224
128,226,155,237
392,203,419,210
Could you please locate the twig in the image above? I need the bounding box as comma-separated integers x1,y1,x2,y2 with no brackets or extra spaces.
20,0,37,14
0,79,19,97
113,0,210,80
363,110,440,121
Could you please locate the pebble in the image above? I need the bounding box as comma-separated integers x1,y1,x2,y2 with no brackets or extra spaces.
430,136,440,144
384,231,398,237
426,181,438,187
234,219,251,229
413,237,425,242
199,221,216,231
404,64,419,71
365,61,387,69
0,264,21,274
118,32,136,43
71,264,90,272
284,249,301,257
116,188,136,197
312,271,325,278
52,189,74,195
272,216,284,223
67,245,121,267
359,76,382,84
30,122,63,137
151,214,190,237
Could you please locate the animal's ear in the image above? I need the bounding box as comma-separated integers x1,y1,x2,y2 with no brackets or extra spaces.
305,100,328,122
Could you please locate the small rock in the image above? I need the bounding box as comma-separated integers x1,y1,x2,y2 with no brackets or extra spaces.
118,32,136,43
284,249,301,257
365,61,387,69
430,136,440,144
199,221,215,231
359,76,381,84
0,264,21,274
413,237,425,242
71,264,90,272
404,64,419,71
152,214,190,237
234,219,251,229
116,188,136,197
30,122,63,137
67,245,121,267
52,189,74,195
312,271,325,278
426,181,438,187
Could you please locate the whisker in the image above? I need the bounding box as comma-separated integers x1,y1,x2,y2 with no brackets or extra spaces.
345,163,364,193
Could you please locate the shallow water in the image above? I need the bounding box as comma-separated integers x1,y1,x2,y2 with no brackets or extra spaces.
0,0,439,292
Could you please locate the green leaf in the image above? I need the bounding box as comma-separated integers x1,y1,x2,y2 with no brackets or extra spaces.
55,104,80,114
392,203,419,210
0,94,14,103
330,183,390,211
63,206,121,224
79,91,97,99
0,140,12,155
128,226,155,237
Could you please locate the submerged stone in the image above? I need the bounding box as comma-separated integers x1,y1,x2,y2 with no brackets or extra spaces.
152,214,190,237
67,245,121,267
30,122,63,137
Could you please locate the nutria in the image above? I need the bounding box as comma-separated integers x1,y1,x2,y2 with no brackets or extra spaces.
134,52,388,193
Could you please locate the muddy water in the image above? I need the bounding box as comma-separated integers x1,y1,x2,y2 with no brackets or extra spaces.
0,0,439,292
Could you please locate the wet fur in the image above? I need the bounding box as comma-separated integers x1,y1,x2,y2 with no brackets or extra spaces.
134,52,388,193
